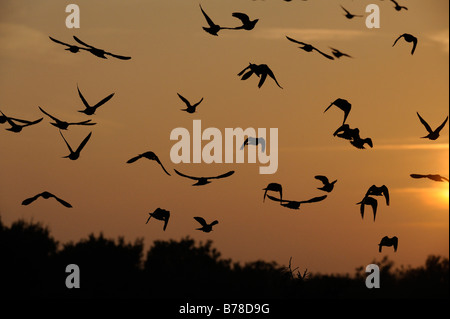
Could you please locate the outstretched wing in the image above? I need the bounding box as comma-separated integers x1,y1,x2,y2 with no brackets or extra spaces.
232,12,251,24
194,216,208,227
93,93,115,109
300,195,327,204
126,154,143,164
75,132,92,154
39,106,60,122
264,67,283,89
53,195,73,208
174,169,200,180
105,52,132,60
340,5,351,15
392,34,404,47
199,4,217,28
77,85,91,108
154,156,171,176
410,174,426,179
73,36,97,49
208,170,235,180
49,36,71,47
410,37,418,55
266,194,286,203
286,36,307,46
59,130,74,153
21,193,42,206
435,116,449,134
315,175,329,185
312,47,335,60
381,185,390,206
416,112,433,133
177,93,191,107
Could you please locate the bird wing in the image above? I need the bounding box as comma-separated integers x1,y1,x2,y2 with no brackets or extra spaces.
38,106,60,122
69,120,96,126
75,132,92,154
77,85,91,108
93,93,115,109
177,93,191,107
416,112,433,133
435,116,448,134
411,37,418,55
53,195,73,208
59,130,74,153
73,36,97,49
286,36,307,46
155,157,171,176
174,169,200,180
210,220,219,226
300,195,327,204
266,195,288,203
232,12,250,24
312,47,335,60
126,154,143,164
49,36,72,47
193,97,204,108
163,214,170,231
21,193,42,205
194,217,208,227
265,68,283,89
410,174,426,179
208,170,235,180
315,175,329,185
200,4,217,28
258,72,267,88
105,52,132,60
381,185,390,206
392,34,404,47
22,118,43,127
340,5,351,15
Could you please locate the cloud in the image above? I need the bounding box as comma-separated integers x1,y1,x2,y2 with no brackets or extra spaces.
427,29,449,53
251,27,366,42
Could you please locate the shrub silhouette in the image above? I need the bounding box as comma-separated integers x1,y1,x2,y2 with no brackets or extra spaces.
0,217,448,299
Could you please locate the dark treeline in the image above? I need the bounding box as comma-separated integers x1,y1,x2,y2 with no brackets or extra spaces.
0,217,448,299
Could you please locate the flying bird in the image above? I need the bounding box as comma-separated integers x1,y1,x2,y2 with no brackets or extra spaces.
391,0,408,11
329,47,353,59
38,106,96,130
194,217,219,233
229,12,259,30
49,36,87,53
238,63,283,89
0,111,43,133
59,130,92,160
266,194,327,210
340,5,363,19
126,151,171,176
393,33,418,55
365,185,390,206
240,137,266,152
199,4,222,36
416,112,448,140
263,183,283,202
73,36,131,60
410,174,449,182
324,98,352,124
356,196,378,221
286,36,334,60
77,85,115,115
22,191,72,208
378,236,398,253
174,169,234,186
177,93,203,113
315,175,337,193
146,208,170,231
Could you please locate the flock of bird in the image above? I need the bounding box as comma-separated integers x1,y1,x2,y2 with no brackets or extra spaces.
1,1,448,253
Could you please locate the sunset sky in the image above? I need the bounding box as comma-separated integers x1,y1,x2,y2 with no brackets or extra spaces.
0,0,448,275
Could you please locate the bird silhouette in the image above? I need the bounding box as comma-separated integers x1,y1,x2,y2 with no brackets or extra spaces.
0,113,36,125
416,112,448,140
333,124,358,140
126,151,171,176
200,4,222,36
410,174,449,182
59,130,92,160
0,111,43,133
378,236,398,253
72,36,131,60
356,196,378,221
350,131,373,150
238,63,283,89
365,185,390,206
340,5,363,19
39,106,96,130
146,208,170,231
391,0,408,11
174,169,234,186
194,217,219,233
267,194,327,210
393,33,418,55
49,36,87,53
177,93,203,113
263,183,282,202
324,98,352,124
330,47,353,59
229,12,259,30
286,36,334,60
22,191,72,208
77,85,115,115
315,175,337,193
240,137,266,152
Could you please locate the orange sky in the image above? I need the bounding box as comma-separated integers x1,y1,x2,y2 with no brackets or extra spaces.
0,0,448,275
